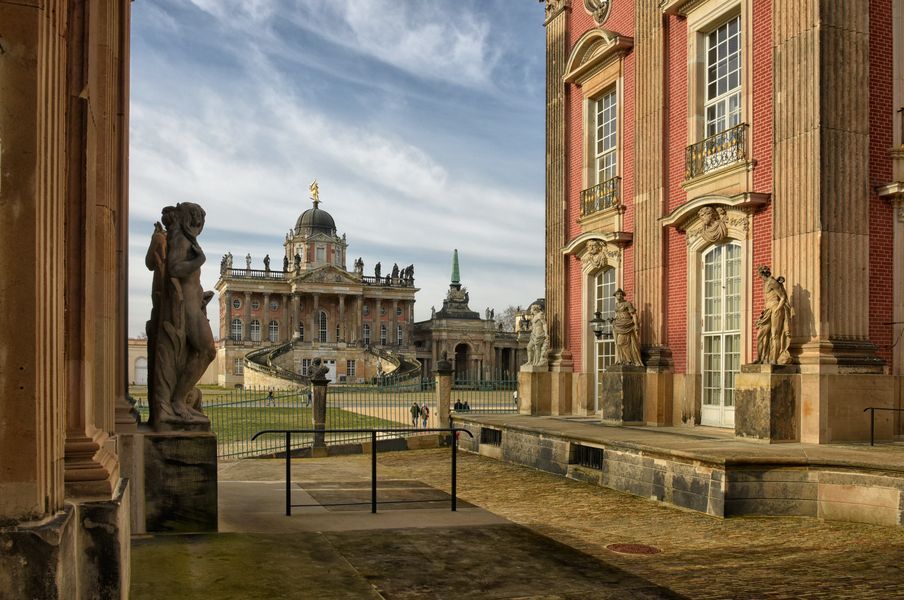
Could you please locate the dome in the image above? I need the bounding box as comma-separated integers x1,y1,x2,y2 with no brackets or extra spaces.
294,200,336,236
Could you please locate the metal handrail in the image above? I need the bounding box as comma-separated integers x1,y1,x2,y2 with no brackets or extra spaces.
251,428,474,515
580,176,621,217
862,407,904,446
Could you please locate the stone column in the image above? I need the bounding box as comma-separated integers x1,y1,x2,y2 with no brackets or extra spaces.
311,374,329,454
338,294,346,343
289,293,297,341
311,293,320,343
354,295,363,343
262,293,270,343
543,0,570,369
224,291,232,339
435,355,453,431
391,299,399,346
243,291,252,341
374,298,382,345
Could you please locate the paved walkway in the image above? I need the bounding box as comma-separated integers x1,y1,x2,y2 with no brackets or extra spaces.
131,457,681,599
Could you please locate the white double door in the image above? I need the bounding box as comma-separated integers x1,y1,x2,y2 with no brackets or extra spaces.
701,243,741,428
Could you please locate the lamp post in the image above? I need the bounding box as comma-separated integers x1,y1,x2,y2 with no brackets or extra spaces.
590,311,614,340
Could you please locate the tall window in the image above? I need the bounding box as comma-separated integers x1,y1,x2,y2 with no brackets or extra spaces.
268,320,279,343
234,358,244,375
336,323,341,342
316,247,325,262
363,324,371,345
380,324,387,346
301,358,311,376
705,16,741,137
702,242,741,428
594,269,616,411
347,359,356,378
298,323,304,342
230,319,243,341
397,325,404,347
319,311,328,342
250,320,261,342
594,89,618,184
363,304,369,316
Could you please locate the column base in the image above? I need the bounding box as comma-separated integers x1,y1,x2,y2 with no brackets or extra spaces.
519,367,551,415
601,365,645,425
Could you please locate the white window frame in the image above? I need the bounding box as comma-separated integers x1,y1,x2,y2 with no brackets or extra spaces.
594,269,617,412
230,319,243,341
298,323,304,342
234,357,244,375
301,358,311,376
380,324,387,346
397,325,403,347
703,15,742,137
319,311,328,343
347,359,356,378
268,320,279,343
363,324,371,345
593,88,618,185
250,320,261,342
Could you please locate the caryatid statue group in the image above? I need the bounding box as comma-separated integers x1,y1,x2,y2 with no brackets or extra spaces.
145,202,216,431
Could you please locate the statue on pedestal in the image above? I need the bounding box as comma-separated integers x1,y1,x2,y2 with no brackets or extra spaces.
526,304,548,367
612,289,642,366
245,253,252,270
283,255,289,272
755,265,793,364
375,262,381,280
145,203,215,431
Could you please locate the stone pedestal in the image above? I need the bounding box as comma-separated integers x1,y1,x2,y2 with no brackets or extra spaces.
519,365,551,415
601,365,645,425
734,364,800,443
311,378,329,450
121,432,218,533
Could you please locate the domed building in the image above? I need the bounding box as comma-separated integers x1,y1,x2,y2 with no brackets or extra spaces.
214,190,419,386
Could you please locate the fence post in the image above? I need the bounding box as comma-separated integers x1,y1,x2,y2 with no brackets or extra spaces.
435,354,453,432
311,372,329,455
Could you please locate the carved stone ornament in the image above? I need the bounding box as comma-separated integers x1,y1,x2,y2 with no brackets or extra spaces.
580,239,609,271
545,0,570,20
583,0,612,24
685,205,749,246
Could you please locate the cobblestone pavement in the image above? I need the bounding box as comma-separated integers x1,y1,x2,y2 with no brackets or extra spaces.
375,449,904,600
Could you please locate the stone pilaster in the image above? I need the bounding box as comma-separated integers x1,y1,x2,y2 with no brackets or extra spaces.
289,293,298,341
243,291,251,341
544,0,570,368
262,293,270,342
391,299,399,346
224,292,232,339
311,293,320,343
338,294,346,342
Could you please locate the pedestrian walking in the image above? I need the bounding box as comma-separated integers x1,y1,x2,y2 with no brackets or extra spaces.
421,403,430,428
410,401,420,427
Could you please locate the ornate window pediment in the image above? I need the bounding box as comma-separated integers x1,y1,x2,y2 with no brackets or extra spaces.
564,29,633,85
660,193,769,246
563,231,632,272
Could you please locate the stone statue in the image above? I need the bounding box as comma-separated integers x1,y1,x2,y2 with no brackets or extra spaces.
145,203,215,431
354,257,364,275
225,252,233,269
375,262,381,280
245,253,252,270
283,255,289,272
263,254,270,272
490,308,494,319
698,205,728,244
391,263,399,280
485,307,490,319
294,252,301,271
755,266,793,364
526,304,548,367
309,357,329,380
612,289,643,366
310,180,320,204
431,306,436,319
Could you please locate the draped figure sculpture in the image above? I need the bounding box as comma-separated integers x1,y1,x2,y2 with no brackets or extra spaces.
755,265,793,364
145,202,216,431
612,289,643,366
526,304,549,367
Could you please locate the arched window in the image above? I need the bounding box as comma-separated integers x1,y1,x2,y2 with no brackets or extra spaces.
231,319,243,341
594,269,616,411
234,357,244,375
397,325,403,346
701,242,741,428
319,311,328,343
380,324,387,346
250,319,261,342
268,320,279,343
363,323,371,345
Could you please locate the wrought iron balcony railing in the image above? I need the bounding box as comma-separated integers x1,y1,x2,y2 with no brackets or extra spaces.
580,176,621,217
685,123,748,180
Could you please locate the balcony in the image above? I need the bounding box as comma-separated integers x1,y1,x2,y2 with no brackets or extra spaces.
685,123,748,180
580,176,621,217
222,268,286,281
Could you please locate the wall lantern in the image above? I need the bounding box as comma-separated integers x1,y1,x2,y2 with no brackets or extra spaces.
590,311,613,340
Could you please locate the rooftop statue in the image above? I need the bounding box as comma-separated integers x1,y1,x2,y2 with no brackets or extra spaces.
145,203,215,431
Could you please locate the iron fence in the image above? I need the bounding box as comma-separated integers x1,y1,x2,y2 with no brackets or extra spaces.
450,370,519,414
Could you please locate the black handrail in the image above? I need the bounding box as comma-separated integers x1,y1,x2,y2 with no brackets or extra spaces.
251,428,474,515
862,407,904,446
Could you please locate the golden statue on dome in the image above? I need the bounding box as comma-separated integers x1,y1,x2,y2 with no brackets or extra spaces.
310,179,320,207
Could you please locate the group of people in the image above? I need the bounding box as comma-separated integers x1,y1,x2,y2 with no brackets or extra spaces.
409,402,431,428
453,399,471,412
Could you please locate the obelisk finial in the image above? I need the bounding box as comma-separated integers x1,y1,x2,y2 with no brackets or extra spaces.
451,249,460,286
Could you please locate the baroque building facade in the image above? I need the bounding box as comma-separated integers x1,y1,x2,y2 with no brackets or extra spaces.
214,197,418,385
413,250,526,380
541,0,904,442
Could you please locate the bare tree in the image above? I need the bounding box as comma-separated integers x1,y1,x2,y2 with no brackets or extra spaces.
497,305,521,332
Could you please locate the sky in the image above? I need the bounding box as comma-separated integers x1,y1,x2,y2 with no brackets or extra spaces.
128,0,547,337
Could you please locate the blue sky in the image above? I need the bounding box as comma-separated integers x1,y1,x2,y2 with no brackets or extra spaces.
128,0,546,336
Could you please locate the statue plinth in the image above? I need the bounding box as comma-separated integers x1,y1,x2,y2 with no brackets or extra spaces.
518,367,551,415
310,375,329,451
601,365,645,425
734,363,800,443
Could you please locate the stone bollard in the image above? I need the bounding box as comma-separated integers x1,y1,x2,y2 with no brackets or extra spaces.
311,375,329,451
